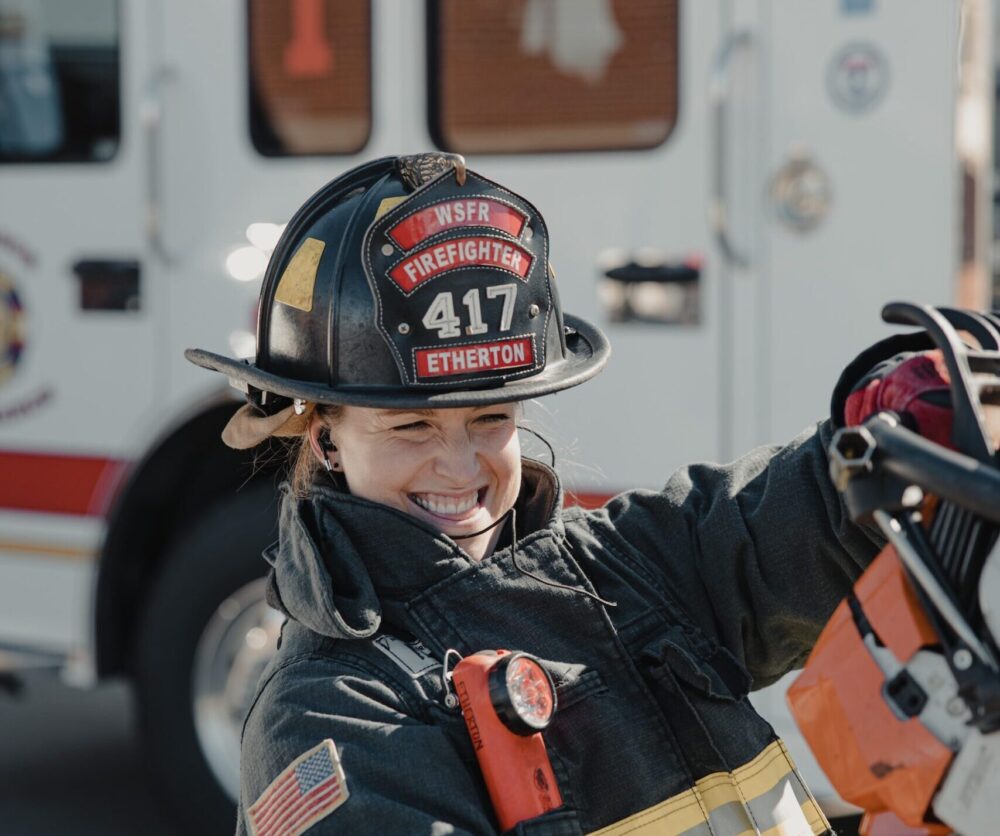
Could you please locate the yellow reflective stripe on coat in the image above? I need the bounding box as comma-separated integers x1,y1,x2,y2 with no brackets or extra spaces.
590,740,829,836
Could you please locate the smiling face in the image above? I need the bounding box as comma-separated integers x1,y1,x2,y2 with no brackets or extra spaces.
309,404,522,561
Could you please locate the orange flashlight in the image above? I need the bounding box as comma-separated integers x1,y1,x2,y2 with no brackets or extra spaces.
452,650,563,831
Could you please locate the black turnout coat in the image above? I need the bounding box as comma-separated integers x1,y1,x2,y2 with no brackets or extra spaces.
236,413,882,836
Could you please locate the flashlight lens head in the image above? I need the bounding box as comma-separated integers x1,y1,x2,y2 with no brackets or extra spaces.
507,656,554,728
484,653,558,735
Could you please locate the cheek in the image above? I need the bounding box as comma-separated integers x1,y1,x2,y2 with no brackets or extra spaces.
340,443,422,502
493,433,522,494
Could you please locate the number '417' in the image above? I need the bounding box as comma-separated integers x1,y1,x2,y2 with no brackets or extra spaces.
422,284,518,339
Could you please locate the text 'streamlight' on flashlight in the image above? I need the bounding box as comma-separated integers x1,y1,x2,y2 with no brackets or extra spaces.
452,650,563,830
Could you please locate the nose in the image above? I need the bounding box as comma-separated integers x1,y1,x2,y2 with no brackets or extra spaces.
433,427,482,485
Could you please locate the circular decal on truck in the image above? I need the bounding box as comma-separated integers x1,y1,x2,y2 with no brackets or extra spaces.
0,271,25,387
827,42,889,114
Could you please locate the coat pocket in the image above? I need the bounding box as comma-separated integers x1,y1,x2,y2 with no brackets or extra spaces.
509,806,584,835
538,659,608,712
641,625,751,701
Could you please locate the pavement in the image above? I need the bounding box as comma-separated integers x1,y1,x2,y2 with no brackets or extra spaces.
0,668,179,836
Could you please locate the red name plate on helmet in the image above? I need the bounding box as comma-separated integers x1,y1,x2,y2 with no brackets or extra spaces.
388,198,527,250
414,336,535,380
388,237,533,293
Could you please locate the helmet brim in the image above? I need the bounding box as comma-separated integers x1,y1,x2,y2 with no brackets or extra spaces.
185,313,609,408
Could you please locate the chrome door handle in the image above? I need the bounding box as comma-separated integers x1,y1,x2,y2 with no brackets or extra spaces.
141,66,177,266
710,29,752,269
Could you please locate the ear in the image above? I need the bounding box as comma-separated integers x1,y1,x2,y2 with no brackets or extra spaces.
306,416,330,465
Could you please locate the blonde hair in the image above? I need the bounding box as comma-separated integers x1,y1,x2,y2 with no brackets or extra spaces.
290,403,344,497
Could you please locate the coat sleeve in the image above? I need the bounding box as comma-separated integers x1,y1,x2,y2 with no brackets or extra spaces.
236,654,497,836
600,419,883,689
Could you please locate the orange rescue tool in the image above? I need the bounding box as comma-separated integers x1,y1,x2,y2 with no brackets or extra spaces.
788,546,952,834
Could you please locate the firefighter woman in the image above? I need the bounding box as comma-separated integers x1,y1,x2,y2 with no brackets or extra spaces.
187,154,956,836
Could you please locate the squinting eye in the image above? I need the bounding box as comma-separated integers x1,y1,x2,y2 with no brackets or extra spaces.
394,421,430,432
477,414,511,424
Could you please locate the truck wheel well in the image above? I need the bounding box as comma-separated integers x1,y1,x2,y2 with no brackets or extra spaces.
95,397,288,677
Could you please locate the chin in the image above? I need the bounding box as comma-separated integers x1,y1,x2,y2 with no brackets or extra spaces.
459,534,494,562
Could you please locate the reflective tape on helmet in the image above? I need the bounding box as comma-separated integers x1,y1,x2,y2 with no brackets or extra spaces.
274,237,326,313
373,195,408,222
388,199,527,250
414,336,535,379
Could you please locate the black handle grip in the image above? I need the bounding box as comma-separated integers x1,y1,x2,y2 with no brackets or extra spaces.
602,260,701,285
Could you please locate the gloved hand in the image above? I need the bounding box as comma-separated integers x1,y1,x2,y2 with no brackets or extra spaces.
844,350,953,448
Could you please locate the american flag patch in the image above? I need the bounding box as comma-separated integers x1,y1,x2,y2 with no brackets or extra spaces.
248,739,349,836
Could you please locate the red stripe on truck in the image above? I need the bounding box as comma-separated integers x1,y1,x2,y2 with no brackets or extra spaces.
564,492,613,510
0,447,612,517
0,450,128,517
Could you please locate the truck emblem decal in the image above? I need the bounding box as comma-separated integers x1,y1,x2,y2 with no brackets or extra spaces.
827,42,889,114
0,271,25,388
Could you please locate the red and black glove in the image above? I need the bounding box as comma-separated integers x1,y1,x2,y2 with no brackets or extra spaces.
844,350,953,448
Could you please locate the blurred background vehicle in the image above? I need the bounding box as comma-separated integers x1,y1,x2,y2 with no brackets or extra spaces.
0,0,994,833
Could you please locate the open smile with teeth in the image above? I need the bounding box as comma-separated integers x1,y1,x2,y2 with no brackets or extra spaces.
409,489,485,519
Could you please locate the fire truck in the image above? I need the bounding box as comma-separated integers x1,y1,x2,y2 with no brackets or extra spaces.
0,0,992,832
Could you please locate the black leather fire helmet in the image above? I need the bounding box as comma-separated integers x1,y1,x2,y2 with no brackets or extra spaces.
186,154,610,417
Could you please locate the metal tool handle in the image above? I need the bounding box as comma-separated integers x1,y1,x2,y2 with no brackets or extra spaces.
875,509,997,670
710,30,752,269
860,416,1000,525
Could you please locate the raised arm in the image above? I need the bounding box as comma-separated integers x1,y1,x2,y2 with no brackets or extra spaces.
599,419,882,689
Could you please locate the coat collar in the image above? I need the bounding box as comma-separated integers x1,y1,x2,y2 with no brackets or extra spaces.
264,460,563,640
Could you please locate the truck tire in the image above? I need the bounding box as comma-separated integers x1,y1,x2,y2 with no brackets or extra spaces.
133,483,281,835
